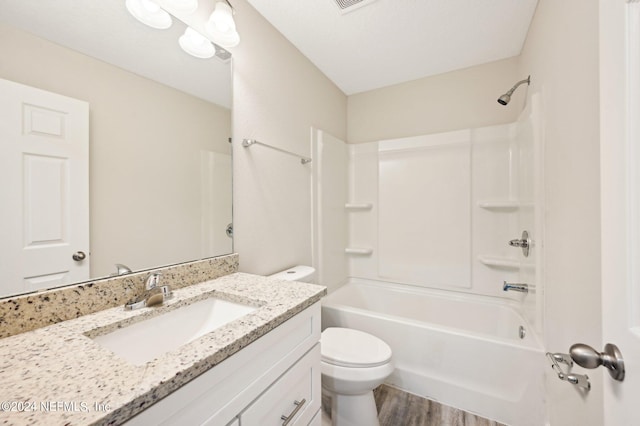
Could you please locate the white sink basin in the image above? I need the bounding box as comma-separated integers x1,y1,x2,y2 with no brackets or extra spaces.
91,297,257,365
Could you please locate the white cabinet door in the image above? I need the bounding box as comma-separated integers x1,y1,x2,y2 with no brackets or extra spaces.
241,344,321,426
0,78,89,296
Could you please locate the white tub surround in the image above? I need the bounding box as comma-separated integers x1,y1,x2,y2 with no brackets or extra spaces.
0,273,326,425
313,114,544,334
322,280,545,426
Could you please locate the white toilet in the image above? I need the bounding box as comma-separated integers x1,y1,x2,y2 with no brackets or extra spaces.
269,266,394,426
321,327,393,426
268,265,317,283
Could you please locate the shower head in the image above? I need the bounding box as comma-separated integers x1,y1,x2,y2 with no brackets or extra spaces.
497,75,531,106
497,93,511,106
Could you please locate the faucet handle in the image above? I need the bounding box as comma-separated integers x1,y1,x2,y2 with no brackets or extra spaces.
112,263,132,276
145,272,162,290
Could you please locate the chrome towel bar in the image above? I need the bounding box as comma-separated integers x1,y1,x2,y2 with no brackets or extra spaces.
242,139,312,164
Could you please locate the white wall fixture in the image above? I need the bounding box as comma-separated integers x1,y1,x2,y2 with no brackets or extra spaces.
126,0,173,29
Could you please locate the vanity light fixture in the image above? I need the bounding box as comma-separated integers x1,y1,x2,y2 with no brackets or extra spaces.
204,1,240,48
125,0,173,29
164,0,199,14
125,0,238,60
179,27,216,58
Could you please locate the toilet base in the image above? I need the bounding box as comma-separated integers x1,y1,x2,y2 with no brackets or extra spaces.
325,388,380,426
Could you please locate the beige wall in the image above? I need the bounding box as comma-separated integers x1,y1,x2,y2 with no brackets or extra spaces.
347,57,521,143
230,1,347,275
0,24,231,279
519,0,603,424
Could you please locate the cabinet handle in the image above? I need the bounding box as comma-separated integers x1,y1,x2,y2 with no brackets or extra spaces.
280,399,306,426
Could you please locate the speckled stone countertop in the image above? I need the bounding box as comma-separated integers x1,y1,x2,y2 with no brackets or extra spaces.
0,273,326,426
0,254,240,339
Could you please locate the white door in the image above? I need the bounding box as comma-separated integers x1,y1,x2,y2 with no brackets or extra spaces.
0,78,89,297
600,1,640,424
200,151,233,257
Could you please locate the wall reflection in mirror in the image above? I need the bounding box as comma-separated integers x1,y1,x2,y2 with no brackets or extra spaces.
0,0,233,299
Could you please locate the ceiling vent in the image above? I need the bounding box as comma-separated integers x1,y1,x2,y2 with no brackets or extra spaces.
333,0,378,14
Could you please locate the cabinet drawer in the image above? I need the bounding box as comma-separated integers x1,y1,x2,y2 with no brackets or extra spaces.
241,344,321,426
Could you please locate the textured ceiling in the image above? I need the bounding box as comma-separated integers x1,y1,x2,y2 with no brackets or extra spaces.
0,0,232,108
0,0,539,102
247,0,538,95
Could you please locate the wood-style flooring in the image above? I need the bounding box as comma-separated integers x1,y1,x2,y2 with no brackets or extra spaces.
321,384,507,426
373,385,507,426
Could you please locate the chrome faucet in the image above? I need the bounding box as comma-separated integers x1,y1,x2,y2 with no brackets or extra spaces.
125,272,173,310
111,263,132,276
503,281,529,293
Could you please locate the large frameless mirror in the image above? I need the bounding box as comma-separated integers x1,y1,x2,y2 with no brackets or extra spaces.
0,0,233,299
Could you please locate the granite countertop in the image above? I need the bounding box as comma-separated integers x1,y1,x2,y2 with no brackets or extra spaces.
0,273,326,426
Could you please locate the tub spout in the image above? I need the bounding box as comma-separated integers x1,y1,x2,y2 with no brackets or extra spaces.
503,281,528,293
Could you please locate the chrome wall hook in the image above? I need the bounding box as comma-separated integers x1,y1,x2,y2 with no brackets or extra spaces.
546,352,591,391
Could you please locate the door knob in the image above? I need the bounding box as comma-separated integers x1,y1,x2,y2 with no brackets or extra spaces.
569,343,625,381
72,251,87,261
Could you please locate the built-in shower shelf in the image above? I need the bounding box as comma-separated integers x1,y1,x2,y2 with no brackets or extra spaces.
345,247,373,255
345,203,373,211
477,255,520,269
477,200,520,210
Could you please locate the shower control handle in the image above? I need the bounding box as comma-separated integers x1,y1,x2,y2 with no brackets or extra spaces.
509,230,530,257
509,239,528,248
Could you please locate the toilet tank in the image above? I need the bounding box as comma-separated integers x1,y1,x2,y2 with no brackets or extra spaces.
268,266,315,283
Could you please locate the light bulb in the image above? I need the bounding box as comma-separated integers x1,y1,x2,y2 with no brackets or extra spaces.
164,0,198,14
126,0,172,29
210,2,235,31
179,27,215,59
204,2,239,48
140,0,161,13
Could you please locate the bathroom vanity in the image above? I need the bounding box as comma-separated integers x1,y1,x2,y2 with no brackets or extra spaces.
0,270,325,425
125,300,322,426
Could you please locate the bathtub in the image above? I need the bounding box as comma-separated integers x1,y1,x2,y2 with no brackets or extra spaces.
321,279,546,426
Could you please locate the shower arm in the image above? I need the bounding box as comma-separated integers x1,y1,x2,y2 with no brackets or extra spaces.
505,77,531,96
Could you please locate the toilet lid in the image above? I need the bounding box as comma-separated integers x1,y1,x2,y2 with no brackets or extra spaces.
321,327,392,368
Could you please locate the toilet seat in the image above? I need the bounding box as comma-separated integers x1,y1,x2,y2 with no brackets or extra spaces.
321,327,392,368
